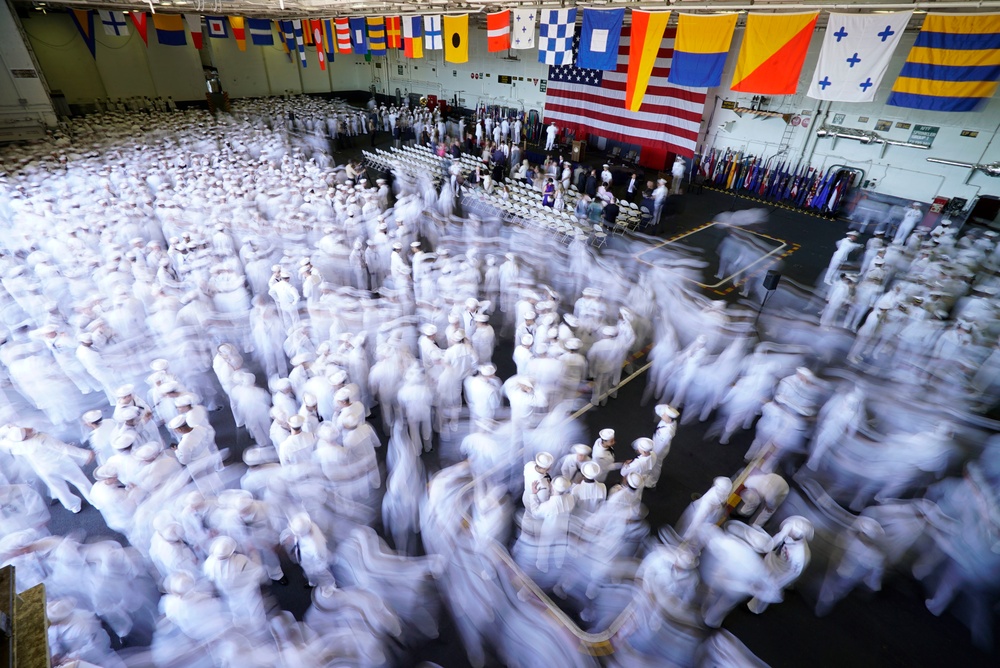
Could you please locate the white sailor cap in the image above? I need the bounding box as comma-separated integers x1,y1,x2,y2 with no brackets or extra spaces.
112,432,136,449
210,536,237,559
287,414,305,429
655,404,679,419
479,364,496,376
47,599,76,623
634,437,654,453
243,446,279,466
553,476,571,493
290,514,312,536
599,428,615,441
290,352,314,366
581,461,601,480
534,452,554,469
564,338,582,351
93,463,118,480
114,384,135,398
134,443,159,462
116,405,141,421
167,414,188,430
83,410,104,424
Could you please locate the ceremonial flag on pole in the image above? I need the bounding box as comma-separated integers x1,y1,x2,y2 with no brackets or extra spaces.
577,9,624,71
323,19,336,60
668,13,738,87
367,17,387,56
205,16,228,39
512,9,536,50
487,11,510,52
808,12,912,102
626,10,671,112
403,16,423,58
309,20,326,69
184,15,203,49
386,16,402,49
443,14,469,63
69,9,96,58
349,17,368,54
888,13,1000,112
230,17,247,51
538,8,577,65
544,27,708,167
152,14,187,47
731,12,819,94
130,11,148,46
424,15,442,50
293,20,307,66
247,18,274,46
98,10,129,37
335,18,352,53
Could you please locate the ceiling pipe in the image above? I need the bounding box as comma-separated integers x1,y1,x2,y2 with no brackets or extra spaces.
17,0,1000,13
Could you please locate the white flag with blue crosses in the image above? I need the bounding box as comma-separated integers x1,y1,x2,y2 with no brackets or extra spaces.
511,9,536,50
807,11,912,102
538,8,577,65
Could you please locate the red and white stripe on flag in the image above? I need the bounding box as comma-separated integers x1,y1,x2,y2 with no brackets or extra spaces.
334,17,352,53
542,26,707,166
486,11,510,52
311,19,325,70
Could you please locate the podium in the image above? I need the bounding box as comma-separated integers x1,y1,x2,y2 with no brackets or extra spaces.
1,566,51,668
571,140,586,162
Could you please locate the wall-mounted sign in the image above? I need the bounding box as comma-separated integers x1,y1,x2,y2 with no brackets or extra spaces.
858,116,869,123
721,100,737,110
498,75,512,84
895,122,911,130
961,130,979,138
874,119,892,132
539,80,547,92
375,62,382,69
397,65,403,75
832,113,845,124
10,69,37,78
908,124,939,148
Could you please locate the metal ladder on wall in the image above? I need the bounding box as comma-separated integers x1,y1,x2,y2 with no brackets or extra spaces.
775,120,795,158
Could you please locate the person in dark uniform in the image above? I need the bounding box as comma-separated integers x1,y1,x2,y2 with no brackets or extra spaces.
626,172,640,202
585,169,598,198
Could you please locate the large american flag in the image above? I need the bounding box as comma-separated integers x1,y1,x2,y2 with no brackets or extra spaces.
543,27,707,168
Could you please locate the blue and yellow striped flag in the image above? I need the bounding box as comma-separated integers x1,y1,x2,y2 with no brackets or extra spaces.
367,16,387,56
888,13,1000,112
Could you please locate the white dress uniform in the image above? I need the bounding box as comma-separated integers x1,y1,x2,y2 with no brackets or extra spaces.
4,428,93,513
202,537,267,630
280,514,334,587
463,368,502,426
572,465,607,515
